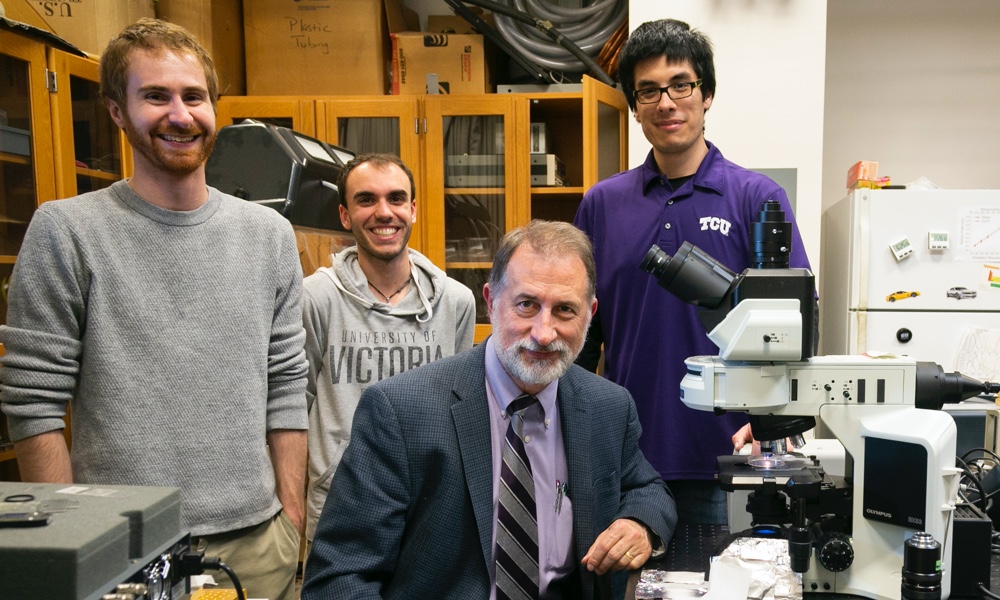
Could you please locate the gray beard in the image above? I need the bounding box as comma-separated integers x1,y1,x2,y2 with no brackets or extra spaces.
495,338,576,387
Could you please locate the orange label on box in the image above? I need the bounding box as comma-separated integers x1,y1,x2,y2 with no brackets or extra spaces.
847,160,879,189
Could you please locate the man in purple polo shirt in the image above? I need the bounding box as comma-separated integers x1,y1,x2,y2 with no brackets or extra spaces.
574,19,813,525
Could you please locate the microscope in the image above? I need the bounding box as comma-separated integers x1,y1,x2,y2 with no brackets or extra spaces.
640,201,998,599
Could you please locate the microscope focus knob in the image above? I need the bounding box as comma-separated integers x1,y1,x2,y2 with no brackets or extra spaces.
817,532,854,572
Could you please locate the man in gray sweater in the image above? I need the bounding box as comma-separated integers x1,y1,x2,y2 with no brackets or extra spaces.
303,153,476,544
0,19,308,600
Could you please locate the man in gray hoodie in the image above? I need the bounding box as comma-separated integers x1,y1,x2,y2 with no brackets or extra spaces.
303,153,476,542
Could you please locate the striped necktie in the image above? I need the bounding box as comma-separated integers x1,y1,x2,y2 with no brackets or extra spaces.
496,393,540,600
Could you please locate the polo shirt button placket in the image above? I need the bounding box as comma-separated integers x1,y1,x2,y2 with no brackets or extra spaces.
664,223,671,230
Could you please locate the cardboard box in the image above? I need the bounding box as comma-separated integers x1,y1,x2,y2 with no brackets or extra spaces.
384,0,419,34
2,0,155,56
155,0,246,96
391,32,487,95
244,0,391,96
846,159,879,189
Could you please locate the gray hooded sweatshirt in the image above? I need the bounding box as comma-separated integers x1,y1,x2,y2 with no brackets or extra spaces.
303,246,476,539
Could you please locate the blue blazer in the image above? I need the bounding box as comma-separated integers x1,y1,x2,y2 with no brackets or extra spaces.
302,343,676,600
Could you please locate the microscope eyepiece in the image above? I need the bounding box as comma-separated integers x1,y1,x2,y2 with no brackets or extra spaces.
640,242,737,309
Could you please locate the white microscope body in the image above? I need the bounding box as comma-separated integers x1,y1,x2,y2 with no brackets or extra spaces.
639,217,986,599
682,350,960,599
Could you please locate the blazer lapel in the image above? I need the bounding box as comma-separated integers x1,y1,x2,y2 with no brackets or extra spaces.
450,345,495,571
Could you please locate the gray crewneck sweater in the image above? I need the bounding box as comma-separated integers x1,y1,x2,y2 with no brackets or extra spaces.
0,180,308,535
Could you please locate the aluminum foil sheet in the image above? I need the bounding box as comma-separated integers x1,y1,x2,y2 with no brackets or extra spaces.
635,538,803,600
634,570,708,599
715,537,802,600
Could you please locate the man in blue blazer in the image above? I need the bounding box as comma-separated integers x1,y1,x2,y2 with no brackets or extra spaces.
303,220,677,600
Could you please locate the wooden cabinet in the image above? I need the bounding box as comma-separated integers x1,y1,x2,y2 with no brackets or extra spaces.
215,77,628,341
1,28,133,474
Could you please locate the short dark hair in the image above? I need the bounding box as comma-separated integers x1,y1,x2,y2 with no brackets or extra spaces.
100,17,219,111
617,19,716,112
489,220,596,301
337,153,416,208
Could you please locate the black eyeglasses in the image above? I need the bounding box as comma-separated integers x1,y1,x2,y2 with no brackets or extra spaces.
633,80,703,104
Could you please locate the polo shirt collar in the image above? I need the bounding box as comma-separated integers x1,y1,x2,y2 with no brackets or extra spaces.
640,141,726,197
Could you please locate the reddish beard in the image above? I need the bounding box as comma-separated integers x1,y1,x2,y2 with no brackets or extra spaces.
122,117,216,175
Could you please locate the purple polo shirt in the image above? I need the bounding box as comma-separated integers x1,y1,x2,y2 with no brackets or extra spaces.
484,337,574,600
573,142,813,481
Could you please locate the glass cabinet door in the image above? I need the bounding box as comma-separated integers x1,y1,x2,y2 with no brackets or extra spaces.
583,75,628,188
0,33,56,287
68,73,123,193
424,96,525,339
49,50,128,199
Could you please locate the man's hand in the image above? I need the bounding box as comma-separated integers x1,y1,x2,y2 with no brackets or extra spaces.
732,423,793,454
281,494,305,534
267,429,307,534
732,423,758,453
581,518,652,575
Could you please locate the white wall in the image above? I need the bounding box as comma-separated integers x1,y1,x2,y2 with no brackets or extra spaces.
628,1,828,274
823,1,1000,212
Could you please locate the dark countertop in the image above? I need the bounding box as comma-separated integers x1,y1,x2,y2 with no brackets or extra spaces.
628,523,998,599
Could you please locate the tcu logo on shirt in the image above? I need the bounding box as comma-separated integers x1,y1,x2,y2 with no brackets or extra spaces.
699,216,732,235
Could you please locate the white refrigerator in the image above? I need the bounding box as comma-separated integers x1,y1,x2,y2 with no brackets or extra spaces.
820,188,1000,382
